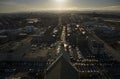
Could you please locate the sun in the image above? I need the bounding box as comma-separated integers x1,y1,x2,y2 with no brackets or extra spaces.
55,0,65,3
54,0,66,10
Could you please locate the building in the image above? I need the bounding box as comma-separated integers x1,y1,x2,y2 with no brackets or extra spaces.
88,38,104,55
0,35,8,44
45,44,79,79
25,26,35,34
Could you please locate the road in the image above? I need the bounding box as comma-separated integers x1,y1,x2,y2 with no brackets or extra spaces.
83,25,120,61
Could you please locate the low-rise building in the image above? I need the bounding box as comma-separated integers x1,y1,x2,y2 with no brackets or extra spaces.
88,39,104,55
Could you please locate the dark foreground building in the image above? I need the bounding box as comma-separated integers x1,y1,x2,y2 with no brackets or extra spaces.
45,51,79,79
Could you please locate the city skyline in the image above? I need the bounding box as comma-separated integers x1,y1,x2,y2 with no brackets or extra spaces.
0,0,120,13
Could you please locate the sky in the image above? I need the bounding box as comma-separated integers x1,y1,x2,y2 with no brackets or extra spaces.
0,0,120,13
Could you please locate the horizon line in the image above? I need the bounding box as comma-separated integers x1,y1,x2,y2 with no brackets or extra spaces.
0,9,120,14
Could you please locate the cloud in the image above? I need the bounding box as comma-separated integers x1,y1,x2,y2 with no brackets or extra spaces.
0,1,33,12
75,6,120,11
99,6,120,10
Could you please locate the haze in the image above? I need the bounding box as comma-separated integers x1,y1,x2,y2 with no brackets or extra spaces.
0,0,120,13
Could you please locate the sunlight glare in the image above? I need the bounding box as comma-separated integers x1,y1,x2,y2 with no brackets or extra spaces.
55,0,65,3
